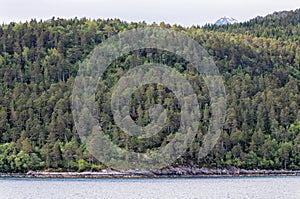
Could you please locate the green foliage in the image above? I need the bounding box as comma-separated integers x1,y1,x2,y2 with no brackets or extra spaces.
78,159,89,172
0,11,299,172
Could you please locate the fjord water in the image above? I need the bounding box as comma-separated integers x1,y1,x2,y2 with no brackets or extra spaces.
0,176,299,199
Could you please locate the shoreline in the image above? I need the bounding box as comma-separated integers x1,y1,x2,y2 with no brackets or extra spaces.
1,167,300,179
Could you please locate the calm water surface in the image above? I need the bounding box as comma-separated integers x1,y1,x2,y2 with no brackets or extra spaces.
0,176,299,199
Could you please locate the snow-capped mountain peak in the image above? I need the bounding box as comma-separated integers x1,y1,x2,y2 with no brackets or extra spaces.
215,16,238,26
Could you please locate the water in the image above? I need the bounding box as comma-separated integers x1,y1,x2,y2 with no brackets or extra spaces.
0,176,299,199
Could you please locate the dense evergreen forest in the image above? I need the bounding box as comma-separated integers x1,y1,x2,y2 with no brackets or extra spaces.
0,9,299,173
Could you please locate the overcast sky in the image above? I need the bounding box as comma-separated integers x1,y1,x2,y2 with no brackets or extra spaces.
1,0,299,26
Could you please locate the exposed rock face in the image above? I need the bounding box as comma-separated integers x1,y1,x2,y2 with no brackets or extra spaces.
1,167,299,178
15,167,300,178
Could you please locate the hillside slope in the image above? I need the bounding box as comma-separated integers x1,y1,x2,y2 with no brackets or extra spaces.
0,11,299,172
205,9,300,43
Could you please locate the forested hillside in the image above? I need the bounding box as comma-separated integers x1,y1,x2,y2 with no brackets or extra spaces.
0,9,299,173
205,9,300,42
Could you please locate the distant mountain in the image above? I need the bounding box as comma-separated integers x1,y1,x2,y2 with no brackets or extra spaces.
206,9,300,43
44,19,52,23
215,16,238,26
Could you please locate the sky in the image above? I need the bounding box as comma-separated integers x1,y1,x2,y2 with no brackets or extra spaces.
0,0,299,26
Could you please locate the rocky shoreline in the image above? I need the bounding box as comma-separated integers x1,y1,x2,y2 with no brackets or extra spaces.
1,167,300,178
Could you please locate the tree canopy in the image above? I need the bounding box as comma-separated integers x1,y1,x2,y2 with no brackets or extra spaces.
0,10,299,172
